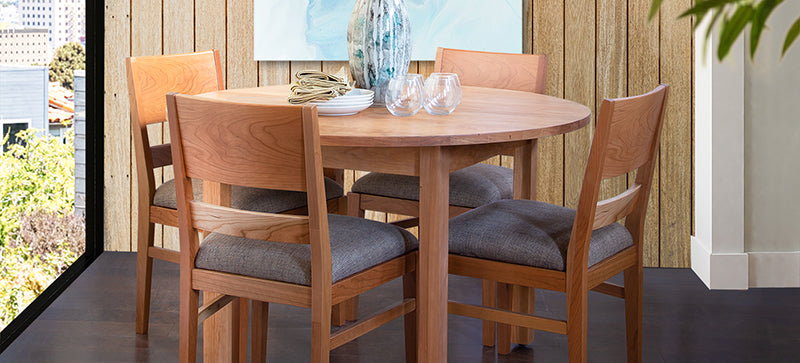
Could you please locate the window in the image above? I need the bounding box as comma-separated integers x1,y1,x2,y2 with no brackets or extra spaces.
0,0,101,351
2,121,30,152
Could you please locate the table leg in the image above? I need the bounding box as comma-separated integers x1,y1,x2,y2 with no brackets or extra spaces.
511,140,539,345
418,146,450,362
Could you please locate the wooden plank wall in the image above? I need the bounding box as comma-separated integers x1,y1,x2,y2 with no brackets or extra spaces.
104,0,693,267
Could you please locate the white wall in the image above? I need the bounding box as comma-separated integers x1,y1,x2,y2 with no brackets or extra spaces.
744,2,800,253
694,3,800,288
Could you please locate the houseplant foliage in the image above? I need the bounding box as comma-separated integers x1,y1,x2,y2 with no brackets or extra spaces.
650,0,800,60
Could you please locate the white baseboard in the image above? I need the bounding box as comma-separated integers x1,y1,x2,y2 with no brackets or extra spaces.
691,236,749,290
748,251,800,287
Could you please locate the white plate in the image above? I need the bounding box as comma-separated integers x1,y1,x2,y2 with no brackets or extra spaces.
316,100,373,116
310,89,374,105
315,101,372,108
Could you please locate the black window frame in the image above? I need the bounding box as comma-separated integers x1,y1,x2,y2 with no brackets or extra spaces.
0,0,103,352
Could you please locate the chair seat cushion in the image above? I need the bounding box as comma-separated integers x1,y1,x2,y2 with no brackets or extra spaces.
153,177,343,213
194,214,418,286
449,199,633,271
351,163,513,208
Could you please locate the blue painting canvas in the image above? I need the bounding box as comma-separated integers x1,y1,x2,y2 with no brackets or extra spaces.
254,0,522,61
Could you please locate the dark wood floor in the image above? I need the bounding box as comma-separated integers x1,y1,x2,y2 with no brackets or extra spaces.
2,252,799,362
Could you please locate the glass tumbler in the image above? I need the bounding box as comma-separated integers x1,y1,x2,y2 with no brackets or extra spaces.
423,73,462,115
385,74,424,117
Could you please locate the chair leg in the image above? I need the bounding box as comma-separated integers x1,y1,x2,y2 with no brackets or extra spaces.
237,298,249,363
566,282,588,363
179,284,200,362
331,298,358,326
135,220,155,334
251,300,269,363
624,263,643,363
312,296,332,363
481,279,496,347
496,282,513,355
403,270,417,363
512,286,536,345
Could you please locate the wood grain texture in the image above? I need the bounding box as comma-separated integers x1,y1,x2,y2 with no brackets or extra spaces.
659,0,692,268
597,0,628,202
564,0,595,210
189,201,311,244
198,85,591,148
105,0,132,252
532,0,565,207
593,184,642,229
106,0,695,276
168,94,417,362
448,301,567,335
160,0,193,253
446,85,667,362
629,0,662,267
226,0,258,89
130,0,163,251
195,0,226,80
435,48,547,93
171,95,308,191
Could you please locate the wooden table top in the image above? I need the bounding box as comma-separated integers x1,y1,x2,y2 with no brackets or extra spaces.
197,85,591,147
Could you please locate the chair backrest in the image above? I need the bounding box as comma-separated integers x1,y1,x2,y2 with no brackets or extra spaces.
568,84,670,267
166,93,331,284
126,50,224,196
434,47,548,94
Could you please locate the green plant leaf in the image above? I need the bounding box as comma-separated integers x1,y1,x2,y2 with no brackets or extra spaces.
648,0,663,21
679,0,738,19
750,0,783,59
783,15,800,57
717,4,755,60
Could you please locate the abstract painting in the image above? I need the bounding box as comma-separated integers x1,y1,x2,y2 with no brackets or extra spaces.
254,0,522,61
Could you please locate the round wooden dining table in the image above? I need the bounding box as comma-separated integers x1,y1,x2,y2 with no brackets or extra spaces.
196,84,591,362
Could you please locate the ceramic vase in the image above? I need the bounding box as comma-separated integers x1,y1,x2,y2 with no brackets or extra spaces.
347,0,411,106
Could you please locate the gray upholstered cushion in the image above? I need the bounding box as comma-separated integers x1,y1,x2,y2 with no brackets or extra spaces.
351,163,513,208
153,177,343,213
194,214,418,286
449,199,633,271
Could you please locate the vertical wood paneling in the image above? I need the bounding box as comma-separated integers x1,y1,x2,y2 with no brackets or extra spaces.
258,61,290,86
227,0,258,89
161,0,194,252
532,0,565,206
105,0,132,252
418,61,435,77
109,1,695,268
195,0,227,79
659,0,693,267
597,0,627,201
563,0,595,209
629,0,661,266
130,0,163,250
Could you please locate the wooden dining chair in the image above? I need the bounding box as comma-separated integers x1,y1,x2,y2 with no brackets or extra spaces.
343,47,548,328
126,50,345,335
447,84,669,362
166,93,419,363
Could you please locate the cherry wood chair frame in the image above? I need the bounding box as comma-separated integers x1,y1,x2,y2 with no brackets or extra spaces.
167,93,418,363
345,47,549,342
127,50,226,334
127,50,346,341
447,84,669,362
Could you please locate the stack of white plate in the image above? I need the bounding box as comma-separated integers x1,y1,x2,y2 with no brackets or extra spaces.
309,88,374,116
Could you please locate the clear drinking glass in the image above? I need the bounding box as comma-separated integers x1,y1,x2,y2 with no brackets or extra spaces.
385,74,424,117
423,73,462,115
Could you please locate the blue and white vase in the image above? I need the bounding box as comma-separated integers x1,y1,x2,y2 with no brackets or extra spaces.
347,0,411,106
